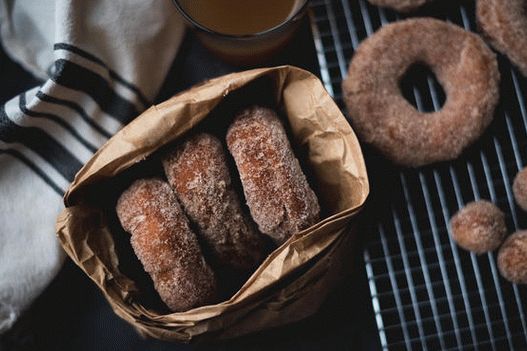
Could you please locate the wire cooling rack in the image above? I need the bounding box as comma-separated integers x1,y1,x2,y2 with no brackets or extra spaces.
308,1,527,350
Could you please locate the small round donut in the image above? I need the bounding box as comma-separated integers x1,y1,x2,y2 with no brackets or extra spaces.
477,0,527,77
498,230,527,284
342,18,500,167
449,200,507,254
513,167,527,211
367,0,431,12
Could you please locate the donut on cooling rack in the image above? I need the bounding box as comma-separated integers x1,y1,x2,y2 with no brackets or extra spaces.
498,230,527,284
477,0,527,77
342,18,500,167
449,200,507,254
513,167,527,211
367,0,431,12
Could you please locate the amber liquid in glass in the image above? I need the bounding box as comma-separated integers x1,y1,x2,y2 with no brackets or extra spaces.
178,0,300,35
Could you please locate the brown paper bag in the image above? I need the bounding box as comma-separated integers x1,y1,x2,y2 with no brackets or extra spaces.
56,65,369,342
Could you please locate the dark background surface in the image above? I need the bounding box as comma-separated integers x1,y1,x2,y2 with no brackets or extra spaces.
0,19,380,351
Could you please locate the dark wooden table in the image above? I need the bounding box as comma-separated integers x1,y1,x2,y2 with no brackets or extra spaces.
0,19,380,351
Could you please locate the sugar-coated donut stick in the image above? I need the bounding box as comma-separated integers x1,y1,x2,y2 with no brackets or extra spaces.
226,106,320,245
162,133,267,273
116,179,217,312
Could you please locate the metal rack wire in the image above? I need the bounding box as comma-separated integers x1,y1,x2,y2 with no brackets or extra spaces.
308,1,527,350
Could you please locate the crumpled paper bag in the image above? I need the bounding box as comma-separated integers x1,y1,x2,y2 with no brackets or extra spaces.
56,65,369,342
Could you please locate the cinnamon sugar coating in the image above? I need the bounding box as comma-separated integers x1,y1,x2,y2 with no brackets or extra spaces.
498,230,527,285
449,200,507,254
342,18,500,167
226,106,320,245
477,0,527,77
513,167,527,211
162,133,267,273
116,179,217,312
368,0,430,12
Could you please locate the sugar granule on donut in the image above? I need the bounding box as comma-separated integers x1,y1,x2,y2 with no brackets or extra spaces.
162,133,268,273
513,167,527,211
342,18,500,167
367,0,431,13
449,200,507,254
226,106,320,245
498,230,527,285
116,178,217,312
477,0,527,77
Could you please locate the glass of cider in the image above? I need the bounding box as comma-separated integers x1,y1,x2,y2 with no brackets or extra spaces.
172,0,309,65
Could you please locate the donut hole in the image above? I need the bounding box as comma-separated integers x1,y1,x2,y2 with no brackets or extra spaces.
399,63,446,113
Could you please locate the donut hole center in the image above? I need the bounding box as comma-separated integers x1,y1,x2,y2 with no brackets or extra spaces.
399,63,446,113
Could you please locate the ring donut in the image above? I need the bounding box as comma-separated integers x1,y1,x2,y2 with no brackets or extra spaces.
368,0,431,12
477,0,527,76
342,18,500,167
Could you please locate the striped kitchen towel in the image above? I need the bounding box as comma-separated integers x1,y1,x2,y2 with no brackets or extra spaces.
0,0,184,333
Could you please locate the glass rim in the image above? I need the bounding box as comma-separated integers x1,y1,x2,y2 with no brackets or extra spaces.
172,0,309,39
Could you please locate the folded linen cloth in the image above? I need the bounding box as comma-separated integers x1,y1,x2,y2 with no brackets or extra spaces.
0,0,184,333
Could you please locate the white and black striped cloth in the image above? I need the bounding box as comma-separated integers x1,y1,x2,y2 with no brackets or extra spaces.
0,0,184,333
